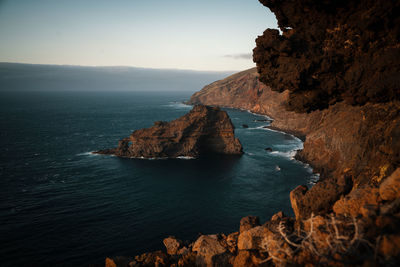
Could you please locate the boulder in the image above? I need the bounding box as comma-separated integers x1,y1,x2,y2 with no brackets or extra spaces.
237,224,289,264
237,226,267,250
96,105,243,158
333,186,380,217
270,211,285,222
163,236,182,255
239,216,260,233
192,234,228,267
290,175,353,220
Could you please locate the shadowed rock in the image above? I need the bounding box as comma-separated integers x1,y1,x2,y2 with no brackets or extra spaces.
254,0,400,113
95,105,243,158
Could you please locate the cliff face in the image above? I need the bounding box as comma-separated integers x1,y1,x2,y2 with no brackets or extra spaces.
95,105,243,158
189,68,400,186
102,1,400,266
251,0,400,198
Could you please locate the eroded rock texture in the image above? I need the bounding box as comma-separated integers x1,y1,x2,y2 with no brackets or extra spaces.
189,68,400,187
95,105,243,158
253,0,400,112
101,1,400,266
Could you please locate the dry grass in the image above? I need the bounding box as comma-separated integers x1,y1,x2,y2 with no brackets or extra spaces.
262,213,376,265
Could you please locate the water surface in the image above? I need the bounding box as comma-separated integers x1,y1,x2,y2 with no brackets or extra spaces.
0,91,317,266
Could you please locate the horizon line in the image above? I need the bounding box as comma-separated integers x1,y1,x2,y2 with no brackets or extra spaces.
0,61,249,73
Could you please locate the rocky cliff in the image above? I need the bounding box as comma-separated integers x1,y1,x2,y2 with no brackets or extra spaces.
253,0,400,113
102,0,400,266
189,68,400,186
95,105,243,158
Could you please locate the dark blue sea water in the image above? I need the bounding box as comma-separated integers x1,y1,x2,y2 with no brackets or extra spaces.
0,90,318,266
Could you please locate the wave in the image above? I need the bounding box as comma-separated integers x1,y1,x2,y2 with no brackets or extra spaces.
261,127,303,143
165,102,192,109
269,150,298,160
77,152,116,157
245,110,273,121
244,125,303,160
176,156,195,160
77,152,98,156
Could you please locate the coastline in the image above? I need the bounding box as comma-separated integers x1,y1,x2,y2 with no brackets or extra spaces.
185,101,319,180
104,85,400,266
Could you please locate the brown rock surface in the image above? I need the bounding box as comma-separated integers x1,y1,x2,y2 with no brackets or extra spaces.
133,251,171,267
189,67,400,188
290,185,308,220
254,0,400,113
333,186,380,217
237,226,270,251
290,175,353,220
379,168,400,201
163,236,182,255
100,1,400,266
233,250,266,267
270,211,284,222
192,234,228,267
225,232,239,254
96,104,243,158
239,215,260,233
232,250,256,267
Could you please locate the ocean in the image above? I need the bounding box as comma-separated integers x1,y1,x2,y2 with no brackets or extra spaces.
0,71,318,266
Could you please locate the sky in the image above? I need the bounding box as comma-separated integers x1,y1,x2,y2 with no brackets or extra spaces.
0,0,277,71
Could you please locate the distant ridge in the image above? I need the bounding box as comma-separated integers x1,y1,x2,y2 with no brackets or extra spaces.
0,62,237,73
0,62,235,92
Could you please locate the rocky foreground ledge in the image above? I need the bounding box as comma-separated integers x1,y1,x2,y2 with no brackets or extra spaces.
95,104,243,158
103,168,400,267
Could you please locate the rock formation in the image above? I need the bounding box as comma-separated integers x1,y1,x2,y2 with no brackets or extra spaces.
103,0,400,266
189,68,400,186
95,104,243,158
253,0,400,113
105,169,400,266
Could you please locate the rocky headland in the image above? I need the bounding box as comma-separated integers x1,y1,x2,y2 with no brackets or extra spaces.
102,0,399,266
95,104,243,158
189,68,400,186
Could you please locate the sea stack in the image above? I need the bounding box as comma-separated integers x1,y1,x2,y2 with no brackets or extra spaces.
95,104,243,158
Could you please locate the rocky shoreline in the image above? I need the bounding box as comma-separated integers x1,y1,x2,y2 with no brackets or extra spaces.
189,68,400,184
100,72,400,267
101,75,400,266
101,0,399,265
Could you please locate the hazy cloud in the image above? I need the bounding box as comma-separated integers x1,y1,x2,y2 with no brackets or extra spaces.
223,53,253,60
